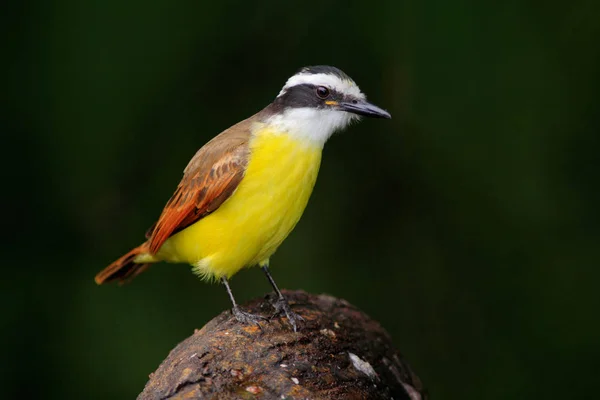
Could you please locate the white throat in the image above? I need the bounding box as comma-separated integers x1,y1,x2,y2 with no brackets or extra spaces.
265,108,358,147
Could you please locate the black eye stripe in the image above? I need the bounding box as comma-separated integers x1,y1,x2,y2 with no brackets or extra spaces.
273,84,344,110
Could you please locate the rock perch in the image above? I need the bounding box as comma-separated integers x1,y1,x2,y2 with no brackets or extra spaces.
138,290,427,399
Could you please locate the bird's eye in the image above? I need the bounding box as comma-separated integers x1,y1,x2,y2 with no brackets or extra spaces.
316,86,330,99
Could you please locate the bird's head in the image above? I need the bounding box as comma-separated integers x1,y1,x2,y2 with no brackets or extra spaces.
264,66,391,146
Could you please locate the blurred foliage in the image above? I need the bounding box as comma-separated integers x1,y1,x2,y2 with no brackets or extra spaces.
3,0,599,399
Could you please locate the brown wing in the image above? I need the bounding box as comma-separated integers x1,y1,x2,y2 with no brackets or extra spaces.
146,117,254,254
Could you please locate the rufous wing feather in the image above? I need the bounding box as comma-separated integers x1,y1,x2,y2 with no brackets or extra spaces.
147,119,252,254
96,116,255,285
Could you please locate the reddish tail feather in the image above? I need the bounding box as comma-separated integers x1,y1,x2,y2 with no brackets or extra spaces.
95,243,151,285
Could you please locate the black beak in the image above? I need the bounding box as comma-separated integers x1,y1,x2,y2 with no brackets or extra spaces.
339,99,391,119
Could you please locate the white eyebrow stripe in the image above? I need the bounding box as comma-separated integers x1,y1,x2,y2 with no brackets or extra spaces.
278,73,364,99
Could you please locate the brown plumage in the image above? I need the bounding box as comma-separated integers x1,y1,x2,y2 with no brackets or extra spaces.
147,117,254,254
95,114,261,284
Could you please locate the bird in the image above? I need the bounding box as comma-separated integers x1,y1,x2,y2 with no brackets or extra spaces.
95,65,391,331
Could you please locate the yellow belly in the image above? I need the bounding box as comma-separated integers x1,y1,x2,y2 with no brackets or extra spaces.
155,128,322,279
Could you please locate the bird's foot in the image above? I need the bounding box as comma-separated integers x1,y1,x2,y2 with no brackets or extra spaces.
271,296,304,332
231,306,267,327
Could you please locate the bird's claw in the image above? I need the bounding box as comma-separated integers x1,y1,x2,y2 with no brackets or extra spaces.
231,306,267,328
271,297,304,332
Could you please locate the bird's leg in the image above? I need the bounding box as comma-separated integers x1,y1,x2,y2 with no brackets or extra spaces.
222,277,266,327
261,264,304,332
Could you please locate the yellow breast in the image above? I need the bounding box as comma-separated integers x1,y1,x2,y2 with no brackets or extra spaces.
156,126,322,279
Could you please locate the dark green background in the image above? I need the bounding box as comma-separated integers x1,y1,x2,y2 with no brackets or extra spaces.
3,0,599,399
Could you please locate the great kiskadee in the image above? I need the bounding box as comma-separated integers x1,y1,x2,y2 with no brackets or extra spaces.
96,66,391,331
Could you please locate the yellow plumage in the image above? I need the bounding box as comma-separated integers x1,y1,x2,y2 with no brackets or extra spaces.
145,127,322,279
